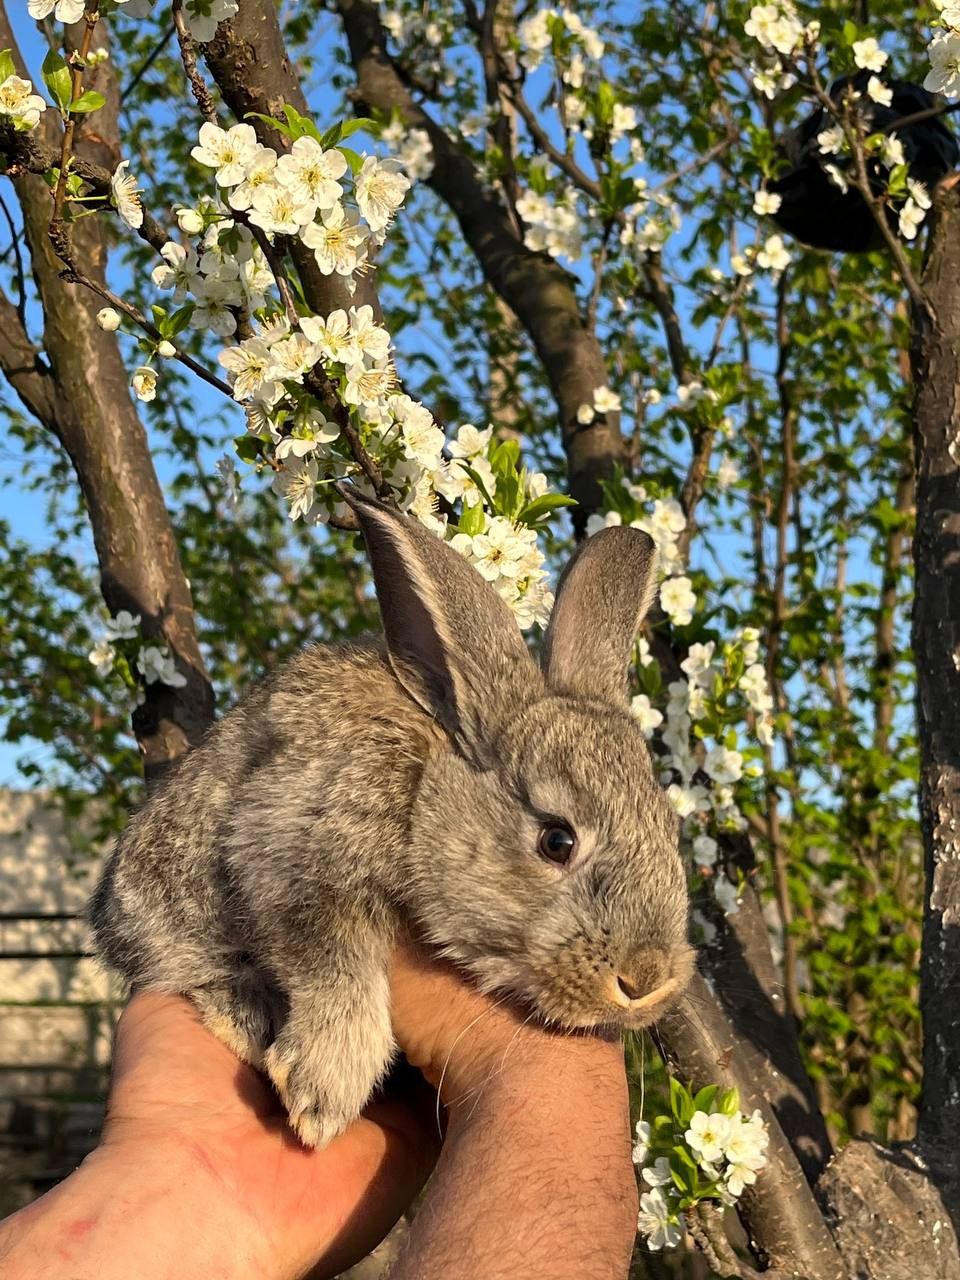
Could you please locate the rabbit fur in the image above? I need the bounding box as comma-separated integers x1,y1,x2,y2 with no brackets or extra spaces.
89,488,694,1148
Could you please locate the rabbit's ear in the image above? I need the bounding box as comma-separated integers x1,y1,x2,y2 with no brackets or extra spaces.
542,526,658,706
340,487,543,760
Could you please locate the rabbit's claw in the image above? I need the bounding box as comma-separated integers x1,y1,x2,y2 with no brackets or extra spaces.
264,1031,368,1149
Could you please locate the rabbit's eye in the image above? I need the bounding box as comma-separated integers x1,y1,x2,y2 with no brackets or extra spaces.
538,823,576,866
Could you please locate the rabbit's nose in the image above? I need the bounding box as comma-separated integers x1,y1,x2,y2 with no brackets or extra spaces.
617,974,644,1001
611,950,670,1008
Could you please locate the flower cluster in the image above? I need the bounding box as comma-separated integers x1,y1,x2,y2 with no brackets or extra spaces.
515,185,583,261
88,611,187,704
140,112,564,628
517,8,605,73
633,1084,770,1251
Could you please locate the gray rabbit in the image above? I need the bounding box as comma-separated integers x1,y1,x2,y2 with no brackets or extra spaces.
89,488,694,1148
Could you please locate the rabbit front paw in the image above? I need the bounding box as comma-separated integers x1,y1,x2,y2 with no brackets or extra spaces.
264,1029,387,1149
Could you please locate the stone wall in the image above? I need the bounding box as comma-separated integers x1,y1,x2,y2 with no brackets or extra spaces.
0,789,121,1212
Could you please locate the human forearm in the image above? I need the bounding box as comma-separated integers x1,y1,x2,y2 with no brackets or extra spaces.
388,1034,638,1280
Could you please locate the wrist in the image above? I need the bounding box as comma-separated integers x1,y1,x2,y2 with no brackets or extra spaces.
0,1139,267,1280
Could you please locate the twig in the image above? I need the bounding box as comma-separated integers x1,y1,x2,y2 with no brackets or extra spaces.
171,0,218,124
503,80,601,200
49,0,101,258
805,62,934,324
0,190,27,330
879,97,960,135
243,221,301,328
57,261,234,399
120,24,176,105
650,127,738,195
585,223,612,331
303,368,391,500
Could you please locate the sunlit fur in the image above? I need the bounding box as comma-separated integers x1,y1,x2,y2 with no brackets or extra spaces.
405,697,694,1028
89,499,693,1149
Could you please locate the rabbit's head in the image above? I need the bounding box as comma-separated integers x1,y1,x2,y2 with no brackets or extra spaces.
345,488,694,1030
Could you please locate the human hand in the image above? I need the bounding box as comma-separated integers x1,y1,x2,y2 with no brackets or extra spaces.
0,987,439,1280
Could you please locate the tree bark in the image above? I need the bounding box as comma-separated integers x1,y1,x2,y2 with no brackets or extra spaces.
658,973,846,1279
0,4,213,779
911,179,960,1213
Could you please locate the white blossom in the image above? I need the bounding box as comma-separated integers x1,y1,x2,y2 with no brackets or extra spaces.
276,138,348,208
632,1119,651,1166
182,0,238,44
131,366,158,402
97,307,121,332
593,386,622,414
714,873,741,915
87,639,116,677
137,644,187,688
0,74,46,131
636,1186,682,1252
756,234,790,272
249,181,316,235
104,610,141,641
899,197,927,240
355,155,411,233
866,75,893,106
191,122,260,187
300,203,369,276
752,188,782,216
660,576,696,626
704,745,744,784
26,0,84,22
852,37,888,73
686,1110,733,1166
111,161,143,230
717,455,739,490
692,834,718,867
227,147,278,212
273,454,319,522
151,242,202,302
631,694,664,737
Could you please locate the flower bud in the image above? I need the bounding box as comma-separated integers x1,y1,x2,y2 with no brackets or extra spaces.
175,205,204,235
157,340,176,359
97,307,121,332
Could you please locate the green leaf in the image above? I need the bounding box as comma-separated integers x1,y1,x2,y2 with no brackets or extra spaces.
0,49,15,82
319,121,344,149
339,117,377,140
458,502,486,537
669,1076,687,1125
69,90,105,114
516,493,578,527
42,49,73,115
717,1087,740,1117
244,111,297,142
692,1085,719,1115
166,304,195,337
280,103,322,143
456,462,496,511
234,435,264,463
842,19,858,45
340,146,364,175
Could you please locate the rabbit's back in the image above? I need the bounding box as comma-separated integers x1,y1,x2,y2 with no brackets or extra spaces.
89,641,443,994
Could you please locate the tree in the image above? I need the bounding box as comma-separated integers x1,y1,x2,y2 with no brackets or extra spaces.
2,0,959,1274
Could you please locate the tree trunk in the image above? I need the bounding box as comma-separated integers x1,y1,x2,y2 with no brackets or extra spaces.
911,179,960,1214
0,4,213,778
